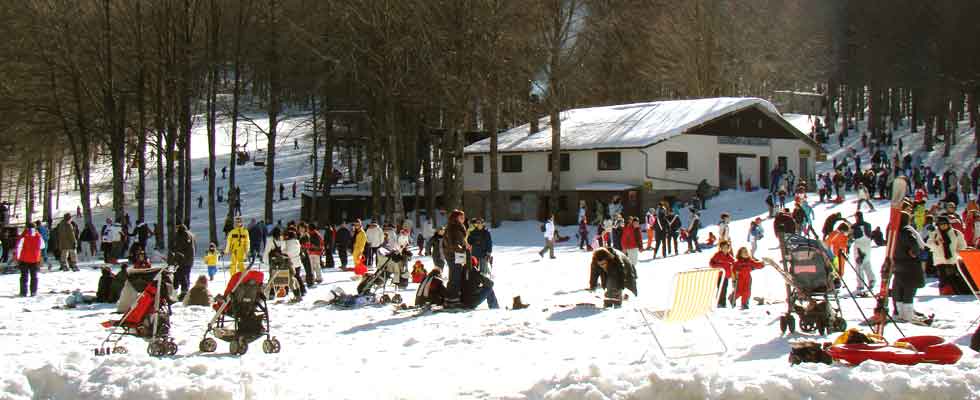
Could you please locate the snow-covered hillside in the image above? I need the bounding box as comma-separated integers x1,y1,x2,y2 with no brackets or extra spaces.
1,114,979,399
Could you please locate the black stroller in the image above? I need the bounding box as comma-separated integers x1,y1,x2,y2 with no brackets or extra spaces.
198,269,280,355
356,247,412,304
767,234,847,335
97,266,178,357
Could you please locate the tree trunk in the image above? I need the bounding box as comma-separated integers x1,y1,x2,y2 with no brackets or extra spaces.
424,134,435,229
826,79,837,134
136,0,146,222
206,0,219,245
264,0,280,225
370,124,382,222
319,101,334,225
155,83,165,249
548,81,562,218
489,85,501,228
228,0,247,224
386,104,404,224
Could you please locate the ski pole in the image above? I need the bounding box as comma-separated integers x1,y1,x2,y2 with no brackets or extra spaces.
828,254,873,329
840,253,906,337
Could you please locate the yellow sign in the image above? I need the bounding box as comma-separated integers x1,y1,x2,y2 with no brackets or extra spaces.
799,148,811,157
643,180,653,192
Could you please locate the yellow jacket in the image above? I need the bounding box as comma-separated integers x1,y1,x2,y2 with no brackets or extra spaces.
225,226,250,255
352,230,367,254
203,251,218,266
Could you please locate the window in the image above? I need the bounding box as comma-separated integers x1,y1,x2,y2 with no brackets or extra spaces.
547,153,571,172
472,155,484,174
597,151,621,171
665,151,688,170
502,155,523,173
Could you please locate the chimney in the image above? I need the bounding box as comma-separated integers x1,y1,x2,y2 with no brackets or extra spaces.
529,94,540,135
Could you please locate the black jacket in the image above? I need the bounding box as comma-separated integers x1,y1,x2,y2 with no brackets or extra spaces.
461,267,494,309
467,228,492,258
334,227,352,249
892,225,924,289
589,248,638,296
172,230,195,267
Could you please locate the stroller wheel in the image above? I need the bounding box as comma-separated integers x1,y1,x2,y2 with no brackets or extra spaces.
271,338,281,353
147,341,164,357
234,337,249,355
816,320,827,336
262,339,278,354
112,346,128,355
391,294,403,304
229,339,240,355
200,338,218,353
379,294,391,304
166,341,179,356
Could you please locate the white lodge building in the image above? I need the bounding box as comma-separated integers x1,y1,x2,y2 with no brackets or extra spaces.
462,97,824,225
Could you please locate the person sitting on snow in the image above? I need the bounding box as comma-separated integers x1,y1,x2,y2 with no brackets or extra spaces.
588,247,638,308
461,258,499,310
183,275,212,307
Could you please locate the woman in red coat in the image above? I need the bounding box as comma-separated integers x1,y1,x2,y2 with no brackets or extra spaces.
15,222,45,297
732,246,764,310
963,201,979,247
709,241,734,308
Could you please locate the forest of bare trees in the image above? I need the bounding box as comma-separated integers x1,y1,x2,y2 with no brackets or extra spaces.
0,0,977,251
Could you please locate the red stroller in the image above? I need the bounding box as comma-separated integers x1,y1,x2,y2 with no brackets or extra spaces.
198,269,280,355
97,266,178,357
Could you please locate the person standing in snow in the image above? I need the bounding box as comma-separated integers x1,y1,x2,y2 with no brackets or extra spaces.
850,211,876,295
172,224,196,300
279,183,286,201
307,223,325,284
577,201,587,224
538,215,556,260
608,197,623,221
443,209,471,307
467,219,493,277
292,181,297,199
892,211,929,324
55,214,79,272
577,216,591,251
717,212,731,243
15,222,45,297
709,241,735,308
364,222,383,267
666,208,681,256
621,216,641,266
682,208,700,253
224,217,250,275
960,172,972,203
731,247,764,310
747,218,764,258
644,209,656,251
427,226,446,269
351,221,367,268
856,182,875,212
927,216,969,295
335,223,352,269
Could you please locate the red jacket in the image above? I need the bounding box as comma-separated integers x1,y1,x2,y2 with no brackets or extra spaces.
308,231,324,256
709,252,735,278
621,226,640,250
16,230,44,264
733,257,763,275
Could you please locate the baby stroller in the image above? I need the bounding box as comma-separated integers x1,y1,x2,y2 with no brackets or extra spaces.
771,234,847,335
198,269,280,355
97,266,177,357
266,251,298,300
356,247,412,304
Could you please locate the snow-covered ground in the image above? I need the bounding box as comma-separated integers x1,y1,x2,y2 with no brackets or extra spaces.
1,114,979,399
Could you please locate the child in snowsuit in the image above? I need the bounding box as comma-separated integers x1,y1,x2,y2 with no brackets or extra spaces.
747,218,764,258
825,223,850,280
732,247,764,309
204,243,219,281
709,241,734,308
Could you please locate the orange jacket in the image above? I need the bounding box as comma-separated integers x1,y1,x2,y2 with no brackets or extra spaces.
825,231,849,258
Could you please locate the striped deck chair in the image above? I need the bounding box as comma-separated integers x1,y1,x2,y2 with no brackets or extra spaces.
957,249,980,331
637,268,727,360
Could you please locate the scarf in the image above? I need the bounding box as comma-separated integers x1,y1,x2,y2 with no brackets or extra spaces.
940,228,954,260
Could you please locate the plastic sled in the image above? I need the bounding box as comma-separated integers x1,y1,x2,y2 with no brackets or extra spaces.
828,335,962,366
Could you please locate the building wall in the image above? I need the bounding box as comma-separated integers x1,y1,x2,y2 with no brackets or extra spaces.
463,149,647,192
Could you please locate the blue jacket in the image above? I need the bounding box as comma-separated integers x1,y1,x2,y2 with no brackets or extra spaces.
468,228,493,258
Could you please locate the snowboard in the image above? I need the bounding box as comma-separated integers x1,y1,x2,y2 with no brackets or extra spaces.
870,176,908,335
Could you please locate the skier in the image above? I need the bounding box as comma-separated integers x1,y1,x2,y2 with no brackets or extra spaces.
203,243,219,281
223,217,250,275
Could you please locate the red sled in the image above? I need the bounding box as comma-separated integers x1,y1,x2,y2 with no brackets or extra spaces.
828,336,962,366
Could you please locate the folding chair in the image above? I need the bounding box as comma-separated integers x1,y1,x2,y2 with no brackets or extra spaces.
956,249,980,331
637,268,727,360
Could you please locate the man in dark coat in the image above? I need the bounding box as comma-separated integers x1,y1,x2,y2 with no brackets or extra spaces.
467,219,493,277
335,223,352,269
891,211,928,324
171,224,196,299
773,209,798,241
588,247,638,307
822,212,844,241
461,262,498,309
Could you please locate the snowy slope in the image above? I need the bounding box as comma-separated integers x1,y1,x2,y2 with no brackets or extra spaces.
1,114,979,399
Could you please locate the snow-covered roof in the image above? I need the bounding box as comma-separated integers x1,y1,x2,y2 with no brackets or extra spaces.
465,97,805,154
575,182,638,191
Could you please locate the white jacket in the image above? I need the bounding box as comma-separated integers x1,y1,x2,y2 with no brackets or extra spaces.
397,233,411,249
263,237,303,269
858,186,870,200
718,221,730,243
365,226,384,247
927,228,967,266
543,220,555,240
102,224,123,243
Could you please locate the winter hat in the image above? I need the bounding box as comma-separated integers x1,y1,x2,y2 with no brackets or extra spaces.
936,215,950,225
